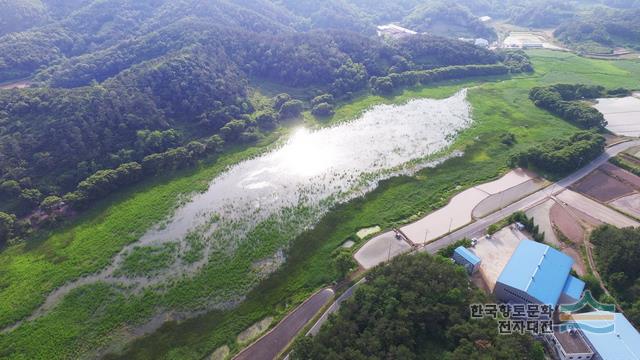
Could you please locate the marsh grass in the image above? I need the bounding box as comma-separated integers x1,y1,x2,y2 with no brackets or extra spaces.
3,51,640,359
117,243,179,277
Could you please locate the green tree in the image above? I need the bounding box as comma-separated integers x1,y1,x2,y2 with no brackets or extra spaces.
279,100,304,119
255,110,278,129
40,196,63,211
0,212,16,245
333,250,355,279
311,103,335,117
0,180,20,195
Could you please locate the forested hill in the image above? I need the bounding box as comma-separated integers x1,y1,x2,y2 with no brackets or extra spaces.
554,7,640,53
0,0,539,241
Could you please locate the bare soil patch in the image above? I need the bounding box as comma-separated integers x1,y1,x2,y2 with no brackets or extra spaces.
526,199,559,247
571,169,634,202
600,162,640,190
354,232,412,270
564,246,587,277
236,317,273,344
610,193,640,219
556,190,639,228
402,169,534,244
550,202,585,244
473,178,546,218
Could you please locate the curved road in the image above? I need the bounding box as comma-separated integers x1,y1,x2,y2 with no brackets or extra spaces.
275,139,640,360
233,288,333,360
422,139,640,254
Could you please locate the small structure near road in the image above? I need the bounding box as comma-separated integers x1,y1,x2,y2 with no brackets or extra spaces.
452,246,481,274
474,38,489,48
546,329,595,360
494,240,585,308
376,24,417,39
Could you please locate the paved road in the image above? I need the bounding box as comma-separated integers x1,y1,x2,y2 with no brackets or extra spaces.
281,139,640,358
233,288,334,360
307,279,366,336
422,139,640,254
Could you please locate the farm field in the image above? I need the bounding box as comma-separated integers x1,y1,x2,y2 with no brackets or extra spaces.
526,199,588,275
2,51,640,360
556,190,639,228
611,194,640,219
593,96,640,137
525,199,560,246
401,169,535,244
571,169,634,202
571,162,640,220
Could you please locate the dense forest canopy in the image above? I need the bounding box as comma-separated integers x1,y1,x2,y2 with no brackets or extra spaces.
0,1,634,237
591,225,640,326
555,7,640,52
291,253,544,359
0,0,541,242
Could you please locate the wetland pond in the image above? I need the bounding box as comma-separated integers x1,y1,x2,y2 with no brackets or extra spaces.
25,89,476,330
138,89,472,272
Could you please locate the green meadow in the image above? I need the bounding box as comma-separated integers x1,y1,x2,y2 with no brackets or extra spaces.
1,51,639,359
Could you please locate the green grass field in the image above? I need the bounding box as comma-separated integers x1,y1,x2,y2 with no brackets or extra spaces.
1,51,640,359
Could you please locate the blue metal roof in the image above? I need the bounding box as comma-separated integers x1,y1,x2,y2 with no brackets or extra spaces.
562,275,585,301
497,240,574,306
454,246,480,265
577,312,640,360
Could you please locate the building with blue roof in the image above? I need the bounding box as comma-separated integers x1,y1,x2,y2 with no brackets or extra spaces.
494,240,584,307
452,246,481,274
572,311,640,360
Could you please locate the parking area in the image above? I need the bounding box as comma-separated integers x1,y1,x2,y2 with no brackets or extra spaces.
471,227,526,292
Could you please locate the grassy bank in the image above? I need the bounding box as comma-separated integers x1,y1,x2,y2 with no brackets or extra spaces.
1,51,640,359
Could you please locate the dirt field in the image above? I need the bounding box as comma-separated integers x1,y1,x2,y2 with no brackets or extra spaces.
475,168,536,193
549,202,586,244
611,193,640,219
354,232,412,269
600,162,640,190
627,145,640,159
556,190,639,228
571,169,634,202
525,199,559,246
474,178,546,218
356,226,381,239
471,227,526,292
402,187,488,244
402,169,535,244
526,200,587,276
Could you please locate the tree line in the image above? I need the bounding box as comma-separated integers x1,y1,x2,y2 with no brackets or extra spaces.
529,84,630,130
371,50,531,95
509,131,606,176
